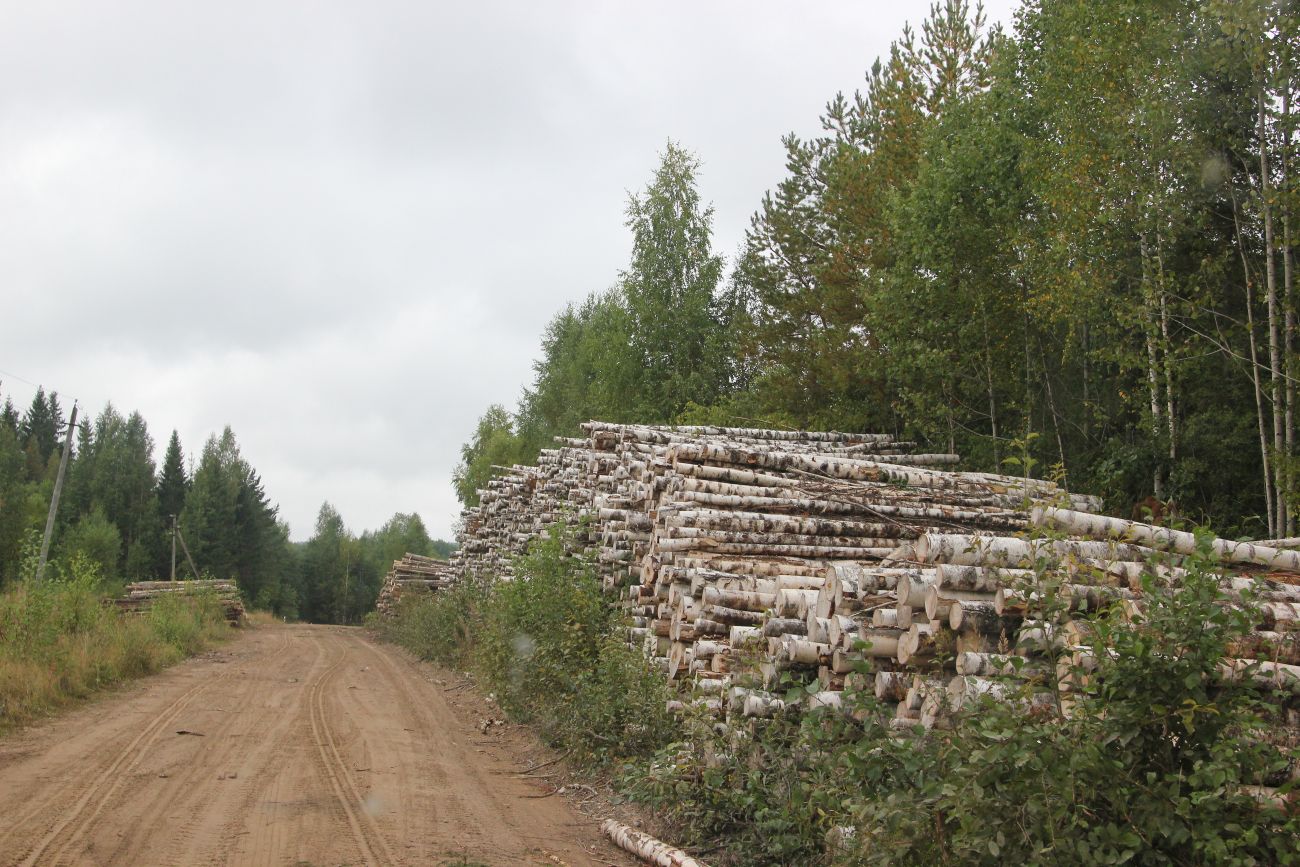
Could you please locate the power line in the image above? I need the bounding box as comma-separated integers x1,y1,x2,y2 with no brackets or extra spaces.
0,365,83,407
0,366,43,390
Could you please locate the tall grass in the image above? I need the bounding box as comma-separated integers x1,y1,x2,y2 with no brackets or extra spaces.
0,554,230,730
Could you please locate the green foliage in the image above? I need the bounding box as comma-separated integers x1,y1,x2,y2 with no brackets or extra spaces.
0,391,421,622
379,579,487,667
450,0,1278,534
156,430,189,537
619,141,733,421
59,507,123,577
0,421,35,586
299,501,354,624
380,524,675,765
452,405,532,508
836,551,1298,865
297,505,444,625
19,387,62,467
455,143,742,508
62,404,163,578
627,704,845,865
179,426,297,614
0,553,228,729
516,290,639,447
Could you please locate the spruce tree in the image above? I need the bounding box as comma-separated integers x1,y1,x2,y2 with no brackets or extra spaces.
180,427,242,579
157,430,189,523
0,396,19,435
21,387,56,466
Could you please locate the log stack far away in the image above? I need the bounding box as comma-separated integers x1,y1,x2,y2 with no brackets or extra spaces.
452,422,1300,763
114,579,246,625
375,553,457,618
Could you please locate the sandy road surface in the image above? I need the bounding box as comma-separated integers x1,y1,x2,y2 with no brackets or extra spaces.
0,624,636,866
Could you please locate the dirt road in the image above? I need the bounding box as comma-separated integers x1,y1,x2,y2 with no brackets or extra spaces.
0,624,636,866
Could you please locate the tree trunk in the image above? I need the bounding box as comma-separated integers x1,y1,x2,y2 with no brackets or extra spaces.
1031,505,1300,571
1141,234,1166,500
1284,84,1296,535
1263,93,1286,532
1233,180,1277,535
912,532,1157,568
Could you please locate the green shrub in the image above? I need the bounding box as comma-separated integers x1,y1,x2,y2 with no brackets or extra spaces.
379,580,489,668
627,701,850,865
381,523,675,764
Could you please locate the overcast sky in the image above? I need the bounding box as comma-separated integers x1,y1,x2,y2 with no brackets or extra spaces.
0,0,1019,541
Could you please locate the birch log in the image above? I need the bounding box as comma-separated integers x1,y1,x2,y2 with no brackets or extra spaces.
601,819,709,867
1031,506,1300,573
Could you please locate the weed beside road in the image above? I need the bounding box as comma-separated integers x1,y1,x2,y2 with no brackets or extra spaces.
0,555,230,731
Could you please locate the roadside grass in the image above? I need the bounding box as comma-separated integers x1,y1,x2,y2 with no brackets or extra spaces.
373,524,676,767
245,609,283,627
0,555,231,732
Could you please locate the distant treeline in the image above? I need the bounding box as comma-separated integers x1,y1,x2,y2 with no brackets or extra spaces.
0,386,454,622
457,0,1300,538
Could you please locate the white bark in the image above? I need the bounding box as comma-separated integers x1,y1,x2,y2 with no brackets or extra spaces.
1031,507,1300,573
601,819,709,867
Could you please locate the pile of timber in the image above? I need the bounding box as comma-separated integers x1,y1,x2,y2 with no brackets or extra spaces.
114,579,245,625
375,553,456,618
452,423,1300,762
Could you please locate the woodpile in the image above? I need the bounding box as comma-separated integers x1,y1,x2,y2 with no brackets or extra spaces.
114,580,245,625
452,422,1300,755
375,553,456,618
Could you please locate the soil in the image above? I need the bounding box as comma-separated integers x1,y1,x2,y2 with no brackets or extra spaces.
0,623,641,866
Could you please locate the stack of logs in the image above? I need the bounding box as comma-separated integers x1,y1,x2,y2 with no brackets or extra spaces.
375,553,456,618
114,579,245,625
453,423,1300,742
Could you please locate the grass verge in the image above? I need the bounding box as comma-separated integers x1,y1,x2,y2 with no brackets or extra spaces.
374,525,675,765
0,555,232,732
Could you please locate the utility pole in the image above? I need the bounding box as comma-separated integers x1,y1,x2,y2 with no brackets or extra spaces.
36,402,77,582
342,555,350,625
170,514,177,581
175,522,201,580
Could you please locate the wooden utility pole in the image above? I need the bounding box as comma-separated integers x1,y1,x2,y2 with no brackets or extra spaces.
36,402,77,582
342,556,350,625
170,514,178,581
175,523,201,580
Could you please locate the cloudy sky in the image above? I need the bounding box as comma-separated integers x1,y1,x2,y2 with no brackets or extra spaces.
0,0,1018,540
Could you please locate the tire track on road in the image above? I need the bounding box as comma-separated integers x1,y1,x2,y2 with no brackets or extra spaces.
16,629,291,867
307,631,397,867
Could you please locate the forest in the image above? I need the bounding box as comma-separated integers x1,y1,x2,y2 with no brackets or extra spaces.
457,0,1300,542
0,385,453,622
